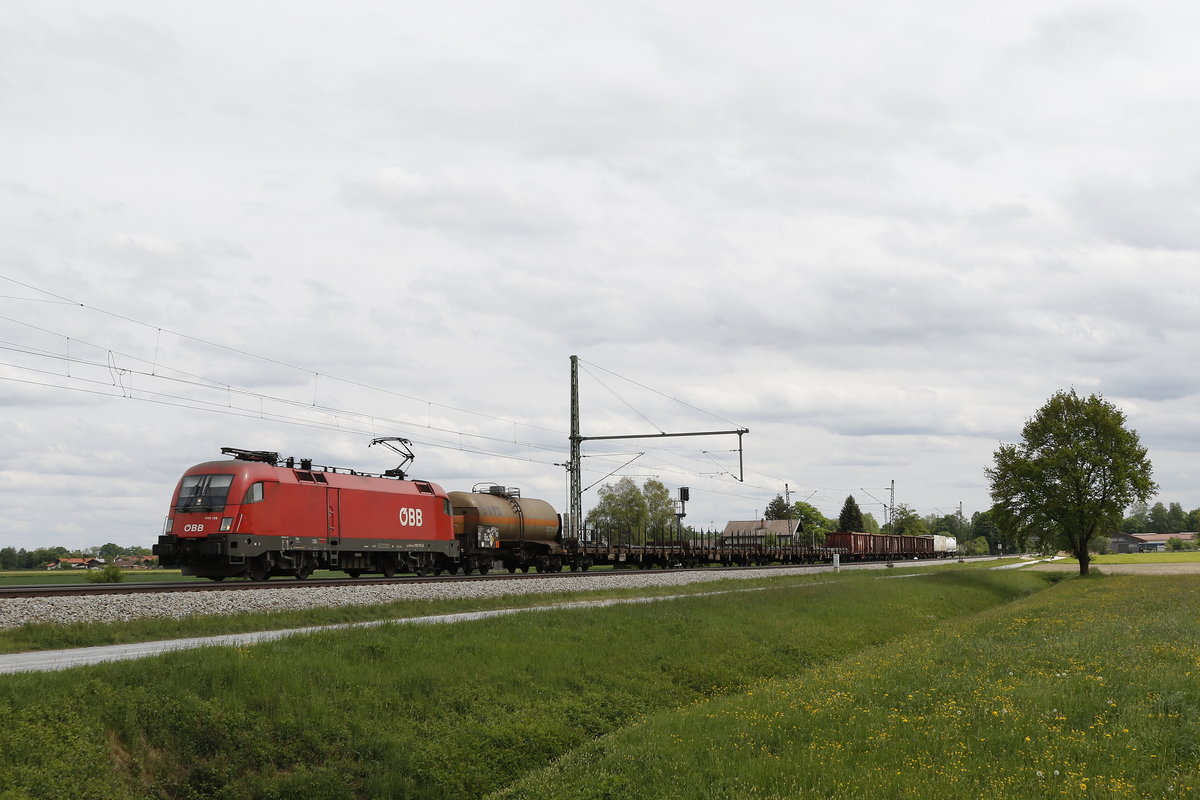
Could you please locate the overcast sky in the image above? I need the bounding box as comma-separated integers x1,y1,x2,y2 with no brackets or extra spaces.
3,1,1199,552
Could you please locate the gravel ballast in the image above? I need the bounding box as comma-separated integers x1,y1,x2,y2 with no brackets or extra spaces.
0,567,841,630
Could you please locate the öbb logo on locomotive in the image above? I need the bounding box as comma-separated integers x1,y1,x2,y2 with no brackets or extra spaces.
152,444,957,582
397,507,423,527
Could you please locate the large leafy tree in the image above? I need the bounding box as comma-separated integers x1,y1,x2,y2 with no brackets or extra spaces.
641,479,678,535
986,389,1156,576
837,495,865,532
763,495,791,520
1148,502,1170,534
969,509,1002,551
763,495,831,542
1168,502,1187,534
1122,502,1148,533
586,477,681,543
586,477,648,542
884,504,929,536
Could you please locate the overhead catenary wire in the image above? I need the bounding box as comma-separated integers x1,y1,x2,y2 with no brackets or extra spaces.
0,273,849,516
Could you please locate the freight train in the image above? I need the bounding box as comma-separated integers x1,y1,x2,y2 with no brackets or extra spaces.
153,443,957,581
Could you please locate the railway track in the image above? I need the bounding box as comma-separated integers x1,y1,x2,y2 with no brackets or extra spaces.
0,563,840,599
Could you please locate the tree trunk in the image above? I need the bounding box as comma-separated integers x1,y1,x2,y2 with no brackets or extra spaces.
1077,547,1090,576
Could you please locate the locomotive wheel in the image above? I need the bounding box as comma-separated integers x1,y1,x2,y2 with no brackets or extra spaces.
507,565,517,573
520,565,530,573
461,563,474,575
295,562,313,580
381,562,395,579
346,569,363,578
247,558,269,582
207,576,226,582
478,563,490,575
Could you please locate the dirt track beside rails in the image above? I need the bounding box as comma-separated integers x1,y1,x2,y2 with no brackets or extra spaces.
1027,561,1200,575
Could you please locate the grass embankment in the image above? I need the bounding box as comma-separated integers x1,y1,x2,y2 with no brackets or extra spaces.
0,562,984,655
504,573,1200,799
1092,552,1200,564
0,571,863,654
0,568,1048,799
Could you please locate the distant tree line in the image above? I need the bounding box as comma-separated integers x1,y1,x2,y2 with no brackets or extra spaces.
760,493,1012,557
0,543,154,570
1120,500,1200,535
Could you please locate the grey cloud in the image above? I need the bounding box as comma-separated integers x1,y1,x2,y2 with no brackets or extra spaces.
342,169,575,240
1070,175,1200,251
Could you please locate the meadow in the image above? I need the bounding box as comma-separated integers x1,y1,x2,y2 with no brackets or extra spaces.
0,566,1194,799
1092,551,1200,564
503,572,1200,799
0,567,1037,799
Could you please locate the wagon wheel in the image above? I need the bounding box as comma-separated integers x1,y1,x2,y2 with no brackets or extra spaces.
346,569,363,578
381,561,395,579
477,562,490,575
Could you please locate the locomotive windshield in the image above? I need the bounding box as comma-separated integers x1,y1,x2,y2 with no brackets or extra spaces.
175,474,235,512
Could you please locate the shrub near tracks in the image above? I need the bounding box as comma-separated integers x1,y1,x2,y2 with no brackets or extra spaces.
503,574,1200,800
0,569,1050,800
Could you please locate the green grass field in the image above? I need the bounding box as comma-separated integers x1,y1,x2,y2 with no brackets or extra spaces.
1,567,1196,799
502,573,1200,799
1092,551,1200,564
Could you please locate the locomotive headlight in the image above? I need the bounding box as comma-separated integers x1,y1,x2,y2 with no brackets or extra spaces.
220,517,233,532
163,518,173,534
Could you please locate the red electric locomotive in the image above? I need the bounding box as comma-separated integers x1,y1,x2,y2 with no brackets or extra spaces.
153,440,572,581
156,442,474,580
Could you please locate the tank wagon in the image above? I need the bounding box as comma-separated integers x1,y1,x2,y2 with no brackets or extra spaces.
447,485,574,574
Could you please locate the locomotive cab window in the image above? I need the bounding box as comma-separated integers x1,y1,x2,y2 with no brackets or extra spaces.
242,481,265,504
175,474,235,512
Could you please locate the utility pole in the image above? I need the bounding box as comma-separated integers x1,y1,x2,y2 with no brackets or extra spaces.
566,355,748,541
569,355,583,542
785,482,792,545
